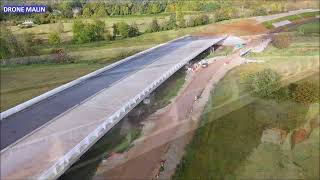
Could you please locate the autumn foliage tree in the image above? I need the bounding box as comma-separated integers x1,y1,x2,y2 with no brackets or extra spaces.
292,82,319,105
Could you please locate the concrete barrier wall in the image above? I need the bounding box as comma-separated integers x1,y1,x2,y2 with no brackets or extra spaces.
0,35,190,120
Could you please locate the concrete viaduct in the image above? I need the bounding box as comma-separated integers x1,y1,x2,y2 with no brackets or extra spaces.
0,35,226,179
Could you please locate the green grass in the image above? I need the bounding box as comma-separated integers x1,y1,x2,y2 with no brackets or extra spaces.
262,11,320,29
0,63,104,111
172,35,319,179
297,21,320,36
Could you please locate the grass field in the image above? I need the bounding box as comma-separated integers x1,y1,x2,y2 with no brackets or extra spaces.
297,20,320,36
0,63,104,111
172,32,319,179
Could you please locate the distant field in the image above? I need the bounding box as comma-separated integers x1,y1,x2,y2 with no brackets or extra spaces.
173,33,319,179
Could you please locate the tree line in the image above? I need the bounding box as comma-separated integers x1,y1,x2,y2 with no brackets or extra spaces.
1,0,293,24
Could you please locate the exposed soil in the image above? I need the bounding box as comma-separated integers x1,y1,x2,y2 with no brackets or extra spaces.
194,19,268,36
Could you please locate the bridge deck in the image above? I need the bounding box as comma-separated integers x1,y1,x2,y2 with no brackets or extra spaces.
1,36,224,179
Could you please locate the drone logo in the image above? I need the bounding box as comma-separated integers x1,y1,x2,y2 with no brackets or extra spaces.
2,5,46,13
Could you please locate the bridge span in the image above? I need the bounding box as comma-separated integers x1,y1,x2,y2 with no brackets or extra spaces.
0,35,225,179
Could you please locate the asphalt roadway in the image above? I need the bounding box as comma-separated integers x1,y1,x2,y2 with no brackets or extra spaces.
0,36,195,150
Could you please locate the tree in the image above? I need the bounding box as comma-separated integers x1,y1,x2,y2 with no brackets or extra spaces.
272,33,292,49
163,13,177,30
245,69,282,99
48,32,61,45
73,20,87,43
292,82,319,105
150,18,160,32
117,22,130,38
186,16,196,27
0,26,27,58
94,5,107,17
72,19,106,43
176,11,186,28
92,19,105,41
82,5,91,17
112,23,118,38
128,23,140,37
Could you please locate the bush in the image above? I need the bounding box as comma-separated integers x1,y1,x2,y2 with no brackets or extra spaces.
186,16,196,27
48,32,61,45
113,22,140,38
253,7,268,16
128,23,140,37
176,11,186,28
244,69,282,99
149,18,160,32
272,33,292,49
273,87,290,102
215,9,231,22
163,13,177,30
51,48,74,64
116,22,130,38
292,82,319,105
72,19,106,43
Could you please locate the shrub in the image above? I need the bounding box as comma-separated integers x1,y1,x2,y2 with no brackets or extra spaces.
72,20,89,43
253,7,268,16
186,16,196,27
48,32,61,45
176,11,186,28
244,69,282,99
149,18,160,32
113,22,140,38
163,13,177,30
292,82,319,105
116,22,130,38
272,33,292,49
128,23,140,37
215,9,231,22
51,48,74,64
72,19,106,43
273,87,290,102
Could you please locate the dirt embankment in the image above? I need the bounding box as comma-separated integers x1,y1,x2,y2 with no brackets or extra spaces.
194,19,268,36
